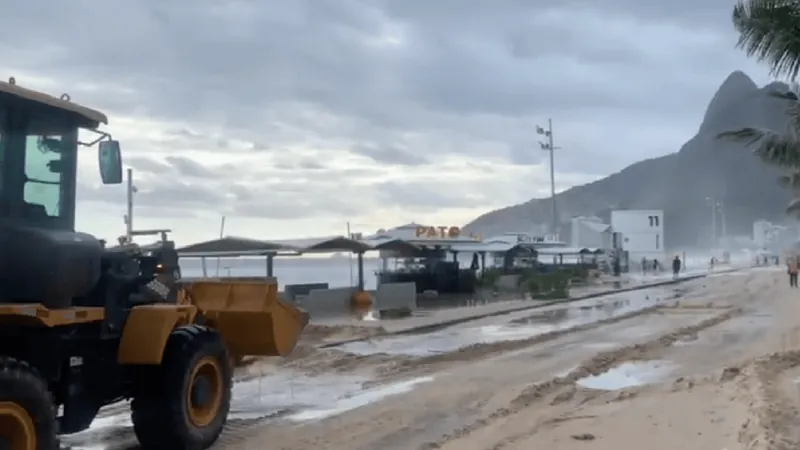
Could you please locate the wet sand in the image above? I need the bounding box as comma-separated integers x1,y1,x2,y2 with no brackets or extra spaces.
224,268,800,450
67,267,800,450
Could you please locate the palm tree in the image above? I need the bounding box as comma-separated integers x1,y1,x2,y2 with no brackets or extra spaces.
718,90,800,213
731,0,800,80
718,0,800,213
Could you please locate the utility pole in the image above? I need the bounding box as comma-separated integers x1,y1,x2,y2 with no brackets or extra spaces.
718,201,727,243
706,197,717,247
346,221,353,285
215,216,226,277
124,168,134,244
537,119,559,235
122,168,141,245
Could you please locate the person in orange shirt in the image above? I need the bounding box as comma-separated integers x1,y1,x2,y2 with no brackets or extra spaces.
788,257,798,288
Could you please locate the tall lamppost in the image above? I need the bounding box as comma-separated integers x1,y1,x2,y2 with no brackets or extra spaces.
536,119,559,235
705,197,725,247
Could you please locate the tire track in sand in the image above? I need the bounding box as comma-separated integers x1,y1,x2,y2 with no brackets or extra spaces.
423,306,742,449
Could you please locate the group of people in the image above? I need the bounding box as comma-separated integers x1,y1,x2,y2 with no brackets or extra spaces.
641,256,682,280
640,257,661,274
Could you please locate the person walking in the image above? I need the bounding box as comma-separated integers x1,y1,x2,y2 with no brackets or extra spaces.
788,257,799,288
672,255,681,280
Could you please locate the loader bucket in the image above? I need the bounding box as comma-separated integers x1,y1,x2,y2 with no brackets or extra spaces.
179,278,310,357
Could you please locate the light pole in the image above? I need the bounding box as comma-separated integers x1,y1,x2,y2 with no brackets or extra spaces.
536,119,559,235
346,222,370,286
123,168,139,244
705,197,724,247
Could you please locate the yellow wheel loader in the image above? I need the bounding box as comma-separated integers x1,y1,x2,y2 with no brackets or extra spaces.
0,78,310,450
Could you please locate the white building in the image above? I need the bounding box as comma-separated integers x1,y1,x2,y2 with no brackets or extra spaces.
752,219,786,250
610,209,665,262
570,216,611,249
752,219,793,251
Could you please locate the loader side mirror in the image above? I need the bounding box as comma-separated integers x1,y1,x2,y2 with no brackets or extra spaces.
98,140,123,184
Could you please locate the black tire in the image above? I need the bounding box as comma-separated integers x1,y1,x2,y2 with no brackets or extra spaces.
0,357,58,450
131,325,232,450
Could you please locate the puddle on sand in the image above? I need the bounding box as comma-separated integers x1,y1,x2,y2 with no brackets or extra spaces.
228,372,368,420
577,360,676,390
62,372,432,449
340,288,672,357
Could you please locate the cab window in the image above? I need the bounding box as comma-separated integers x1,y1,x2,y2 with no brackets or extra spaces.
23,117,73,221
23,135,66,218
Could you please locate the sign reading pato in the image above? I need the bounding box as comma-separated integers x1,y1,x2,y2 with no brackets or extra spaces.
415,225,463,239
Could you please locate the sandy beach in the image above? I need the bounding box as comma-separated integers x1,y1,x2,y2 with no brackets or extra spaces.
230,267,800,450
65,267,800,450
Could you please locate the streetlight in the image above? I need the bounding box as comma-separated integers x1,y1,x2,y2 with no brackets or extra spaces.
536,119,560,235
717,201,727,243
346,221,371,286
705,197,725,247
123,168,139,244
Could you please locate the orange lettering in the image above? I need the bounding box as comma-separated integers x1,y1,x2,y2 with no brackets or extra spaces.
448,226,460,238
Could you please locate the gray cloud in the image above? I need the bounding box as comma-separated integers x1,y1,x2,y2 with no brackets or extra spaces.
78,165,366,221
126,156,172,175
165,156,222,178
354,143,429,166
374,180,481,210
0,0,776,235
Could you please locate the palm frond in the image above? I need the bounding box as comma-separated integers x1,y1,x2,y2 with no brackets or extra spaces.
765,86,800,134
787,197,800,213
784,93,800,135
718,127,800,167
753,133,800,166
777,171,800,188
778,173,794,186
718,127,772,146
733,0,800,79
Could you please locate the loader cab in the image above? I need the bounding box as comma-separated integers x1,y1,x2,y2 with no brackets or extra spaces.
0,79,122,231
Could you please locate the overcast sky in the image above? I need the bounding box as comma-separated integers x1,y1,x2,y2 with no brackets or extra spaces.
0,0,775,243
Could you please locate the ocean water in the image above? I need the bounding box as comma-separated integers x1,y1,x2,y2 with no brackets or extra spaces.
180,256,384,289
178,252,736,291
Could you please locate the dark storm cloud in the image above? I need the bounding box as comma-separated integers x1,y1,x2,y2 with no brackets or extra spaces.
0,0,745,121
0,0,769,219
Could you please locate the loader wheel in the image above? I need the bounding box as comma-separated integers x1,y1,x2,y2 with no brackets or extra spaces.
0,358,57,450
131,325,232,450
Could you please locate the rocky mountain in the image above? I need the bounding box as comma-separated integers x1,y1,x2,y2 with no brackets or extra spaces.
464,71,795,248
